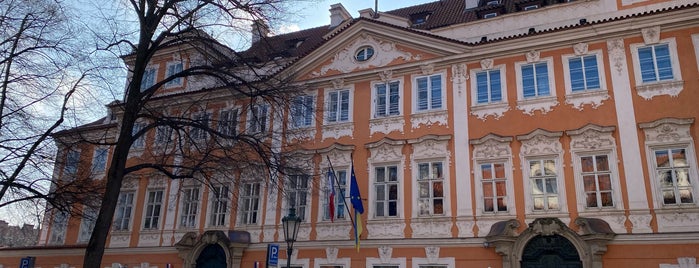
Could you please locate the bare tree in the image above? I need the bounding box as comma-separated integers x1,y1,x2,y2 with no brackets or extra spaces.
76,1,314,267
0,0,106,226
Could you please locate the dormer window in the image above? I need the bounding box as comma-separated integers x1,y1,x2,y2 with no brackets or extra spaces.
483,12,498,19
524,5,538,10
486,0,500,5
410,12,431,26
355,46,374,62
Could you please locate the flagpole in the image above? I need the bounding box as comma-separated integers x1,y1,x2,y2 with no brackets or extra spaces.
326,155,356,229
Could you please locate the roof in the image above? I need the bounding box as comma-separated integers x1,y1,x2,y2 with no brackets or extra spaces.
240,25,335,63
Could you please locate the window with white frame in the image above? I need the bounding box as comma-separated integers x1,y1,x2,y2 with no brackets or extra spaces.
180,187,200,228
528,159,560,211
418,266,447,268
580,155,615,208
218,108,239,137
374,81,400,117
49,210,68,244
567,54,601,92
154,125,173,145
326,89,350,123
417,161,444,216
78,206,98,243
291,95,314,128
471,134,515,217
64,149,80,176
165,61,183,87
247,104,268,134
479,162,509,213
415,74,443,111
640,118,698,208
209,185,229,227
191,112,211,141
323,169,347,221
653,148,695,205
475,69,502,104
637,43,674,83
91,147,108,174
132,122,146,149
520,61,551,98
143,190,163,230
240,182,260,225
114,192,135,231
287,174,309,221
374,165,399,217
140,66,157,91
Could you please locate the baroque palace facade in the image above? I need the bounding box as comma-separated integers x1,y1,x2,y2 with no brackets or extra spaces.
2,0,699,267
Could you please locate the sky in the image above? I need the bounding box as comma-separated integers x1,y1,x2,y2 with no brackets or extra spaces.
278,0,437,33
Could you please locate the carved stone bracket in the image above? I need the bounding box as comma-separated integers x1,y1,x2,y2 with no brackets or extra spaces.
642,26,661,45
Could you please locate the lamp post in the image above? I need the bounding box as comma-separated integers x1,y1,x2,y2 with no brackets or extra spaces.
281,207,301,268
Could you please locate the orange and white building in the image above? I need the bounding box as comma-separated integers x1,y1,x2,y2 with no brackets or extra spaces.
2,0,699,267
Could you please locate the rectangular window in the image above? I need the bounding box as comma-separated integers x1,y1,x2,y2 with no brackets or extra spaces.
132,123,146,149
91,148,108,173
64,149,80,176
154,125,173,145
638,43,674,83
49,211,68,244
287,175,309,221
416,74,442,111
114,192,135,231
481,163,508,212
523,5,538,10
476,69,502,104
654,148,694,205
248,104,268,134
569,55,601,91
218,108,239,137
165,62,183,86
191,113,211,141
180,187,200,228
324,169,347,221
483,12,498,19
143,190,163,230
521,62,550,98
417,162,444,216
374,165,399,217
140,67,157,91
374,81,400,117
210,185,229,227
419,266,447,268
327,89,350,122
529,159,559,211
373,266,399,268
240,182,261,225
581,155,614,208
78,206,98,243
291,95,314,128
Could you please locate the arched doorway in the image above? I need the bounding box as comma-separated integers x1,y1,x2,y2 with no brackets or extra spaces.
196,244,227,268
521,234,582,268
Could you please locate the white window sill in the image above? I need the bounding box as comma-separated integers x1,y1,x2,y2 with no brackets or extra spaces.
470,102,510,120
636,80,684,100
370,116,404,135
322,122,353,140
411,110,448,128
565,89,610,111
516,96,559,115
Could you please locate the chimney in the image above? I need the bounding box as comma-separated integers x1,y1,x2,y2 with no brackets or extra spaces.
251,19,269,44
465,0,478,9
329,3,352,28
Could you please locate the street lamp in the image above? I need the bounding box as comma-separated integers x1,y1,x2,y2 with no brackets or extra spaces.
281,207,301,268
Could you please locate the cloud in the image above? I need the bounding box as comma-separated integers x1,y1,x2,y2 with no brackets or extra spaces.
277,24,301,34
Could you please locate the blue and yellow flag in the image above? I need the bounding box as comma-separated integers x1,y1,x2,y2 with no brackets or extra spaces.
349,164,364,251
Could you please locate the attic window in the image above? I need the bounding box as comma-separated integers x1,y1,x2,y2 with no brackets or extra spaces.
486,0,500,5
410,12,431,26
355,46,374,62
483,12,498,18
524,5,538,10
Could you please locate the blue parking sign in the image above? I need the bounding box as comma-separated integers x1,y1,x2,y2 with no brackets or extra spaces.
267,244,279,266
20,257,35,268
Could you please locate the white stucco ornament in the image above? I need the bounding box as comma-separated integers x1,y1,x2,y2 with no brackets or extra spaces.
312,34,420,76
